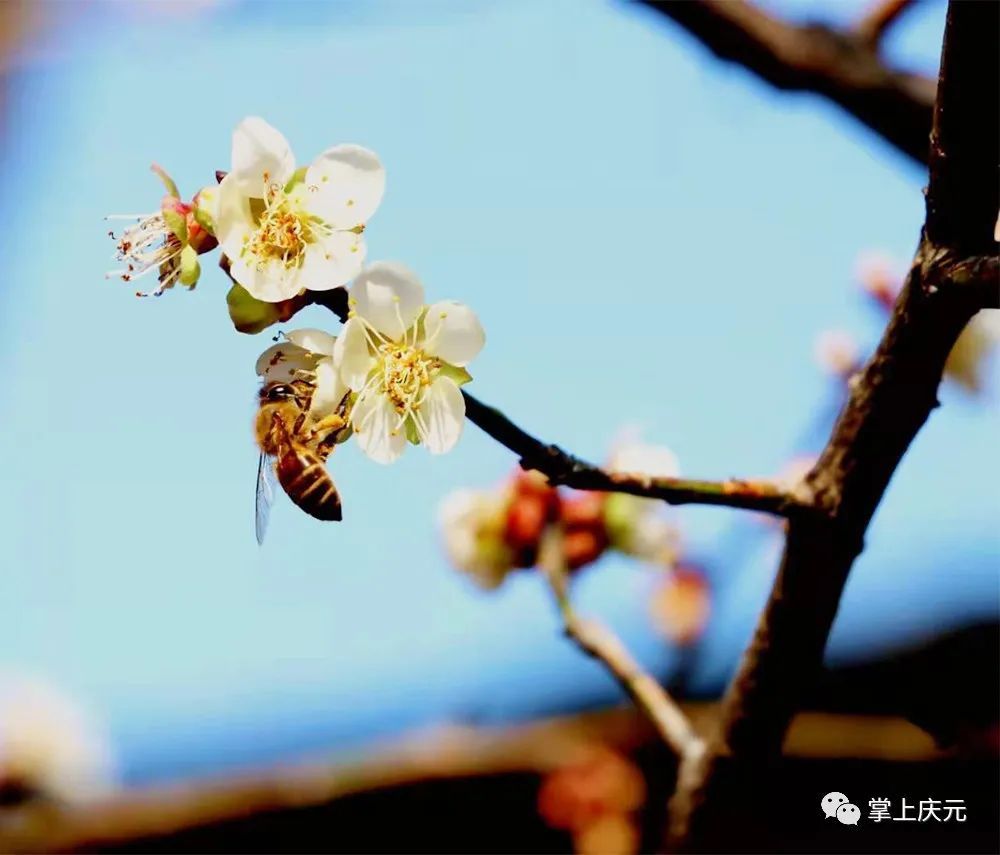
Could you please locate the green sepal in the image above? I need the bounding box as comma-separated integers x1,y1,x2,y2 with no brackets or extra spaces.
179,244,200,287
439,363,473,386
192,187,217,235
404,416,422,445
226,283,281,334
162,205,188,243
334,422,354,445
151,164,180,198
285,166,309,192
603,493,639,552
335,394,357,444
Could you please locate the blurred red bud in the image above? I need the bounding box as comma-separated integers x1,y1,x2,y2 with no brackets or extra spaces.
538,747,645,833
560,492,606,528
511,470,560,515
563,529,607,570
504,495,549,565
650,565,711,646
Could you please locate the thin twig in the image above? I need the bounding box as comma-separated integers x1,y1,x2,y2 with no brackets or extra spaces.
636,0,935,165
538,528,702,761
854,0,920,46
463,392,803,517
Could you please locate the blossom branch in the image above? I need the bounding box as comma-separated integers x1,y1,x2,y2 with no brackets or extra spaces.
636,0,936,165
538,529,702,761
665,1,998,847
462,391,802,517
304,291,800,517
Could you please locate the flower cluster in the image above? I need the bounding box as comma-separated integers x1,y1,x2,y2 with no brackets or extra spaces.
438,438,682,590
109,118,485,467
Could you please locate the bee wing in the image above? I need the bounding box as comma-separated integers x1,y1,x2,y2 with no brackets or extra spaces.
255,452,280,545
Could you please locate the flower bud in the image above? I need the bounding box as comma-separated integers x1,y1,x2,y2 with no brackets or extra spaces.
504,494,551,565
560,493,610,570
563,529,607,570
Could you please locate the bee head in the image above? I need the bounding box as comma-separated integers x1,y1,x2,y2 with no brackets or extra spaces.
261,382,295,403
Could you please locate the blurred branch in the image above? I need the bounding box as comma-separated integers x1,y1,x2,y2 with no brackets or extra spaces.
636,0,936,165
666,2,999,847
854,0,920,46
463,392,802,517
2,708,943,854
539,528,702,760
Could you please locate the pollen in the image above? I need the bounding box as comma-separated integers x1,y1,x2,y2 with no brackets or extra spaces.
378,344,438,415
242,186,328,271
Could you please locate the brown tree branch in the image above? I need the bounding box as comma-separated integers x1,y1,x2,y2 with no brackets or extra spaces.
636,0,936,165
665,1,998,848
1,708,942,854
462,392,803,517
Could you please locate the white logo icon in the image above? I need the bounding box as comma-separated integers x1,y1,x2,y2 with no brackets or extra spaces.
821,792,849,818
836,803,861,825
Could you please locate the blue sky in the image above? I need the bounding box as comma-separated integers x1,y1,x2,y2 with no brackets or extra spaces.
0,0,995,784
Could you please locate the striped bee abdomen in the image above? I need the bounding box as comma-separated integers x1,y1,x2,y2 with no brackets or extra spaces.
276,445,343,522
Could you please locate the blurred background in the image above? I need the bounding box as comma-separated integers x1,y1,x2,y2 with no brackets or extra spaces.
0,0,996,852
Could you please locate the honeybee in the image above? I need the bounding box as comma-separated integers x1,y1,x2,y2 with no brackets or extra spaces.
254,378,349,544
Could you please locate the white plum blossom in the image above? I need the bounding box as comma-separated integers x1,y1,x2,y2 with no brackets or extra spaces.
438,488,515,589
334,262,485,463
604,436,681,566
0,673,116,804
217,117,385,303
255,328,349,420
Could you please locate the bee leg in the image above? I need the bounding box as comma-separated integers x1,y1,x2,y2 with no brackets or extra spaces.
310,413,348,443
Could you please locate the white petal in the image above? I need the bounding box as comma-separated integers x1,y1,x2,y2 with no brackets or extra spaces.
215,173,256,260
309,357,348,418
286,328,337,357
333,317,376,389
305,144,386,229
230,117,295,196
254,342,313,382
352,392,406,464
422,301,485,367
297,232,366,292
349,262,424,339
228,254,303,303
418,376,465,455
626,511,679,563
609,441,680,478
